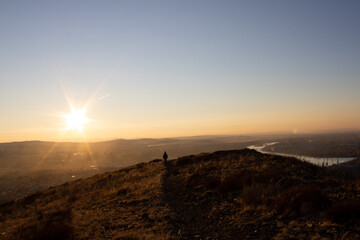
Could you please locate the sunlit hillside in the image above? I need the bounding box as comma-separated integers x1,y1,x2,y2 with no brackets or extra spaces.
1,149,359,239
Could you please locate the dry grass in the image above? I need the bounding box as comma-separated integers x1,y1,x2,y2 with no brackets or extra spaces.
1,149,360,239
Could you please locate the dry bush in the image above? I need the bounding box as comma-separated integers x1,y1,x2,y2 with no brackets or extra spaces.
203,176,220,189
42,208,72,223
241,183,274,206
7,208,75,240
66,192,79,204
186,173,203,187
252,169,284,184
170,167,180,175
216,171,253,194
34,208,73,240
186,170,245,193
113,230,173,240
217,174,244,194
22,192,42,205
340,231,360,240
31,222,74,240
326,199,360,223
276,185,329,217
187,169,257,194
117,187,129,196
175,156,196,166
343,179,360,192
186,169,257,194
323,166,360,180
149,159,162,163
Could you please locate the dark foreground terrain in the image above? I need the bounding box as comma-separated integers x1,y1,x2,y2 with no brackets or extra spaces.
1,149,360,239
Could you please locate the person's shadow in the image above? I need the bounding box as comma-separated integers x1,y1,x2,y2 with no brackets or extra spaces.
160,159,202,238
160,160,183,236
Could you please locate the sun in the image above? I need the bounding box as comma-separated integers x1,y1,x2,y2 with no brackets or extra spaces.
64,106,89,132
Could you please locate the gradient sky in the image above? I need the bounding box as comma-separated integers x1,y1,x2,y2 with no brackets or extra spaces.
1,0,360,142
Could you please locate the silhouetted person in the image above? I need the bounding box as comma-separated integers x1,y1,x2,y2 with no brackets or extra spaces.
163,151,168,163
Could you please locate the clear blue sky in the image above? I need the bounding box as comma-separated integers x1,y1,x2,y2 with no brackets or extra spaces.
0,0,359,141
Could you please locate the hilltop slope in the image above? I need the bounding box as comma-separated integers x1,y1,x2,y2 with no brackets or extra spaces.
0,149,359,239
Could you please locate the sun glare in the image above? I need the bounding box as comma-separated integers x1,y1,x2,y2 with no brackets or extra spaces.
64,107,89,132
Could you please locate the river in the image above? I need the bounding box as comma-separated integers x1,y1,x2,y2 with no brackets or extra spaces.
247,142,355,166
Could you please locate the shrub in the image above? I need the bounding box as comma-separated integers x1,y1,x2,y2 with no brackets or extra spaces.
253,169,283,184
186,172,220,190
15,208,74,240
203,176,220,189
242,183,270,206
217,174,244,194
149,159,162,163
66,192,78,203
44,208,72,223
242,184,259,206
175,156,196,166
117,188,129,196
326,199,360,223
23,192,41,205
276,185,329,217
216,171,253,194
324,166,360,180
186,173,203,187
339,231,360,240
31,223,74,240
170,167,180,175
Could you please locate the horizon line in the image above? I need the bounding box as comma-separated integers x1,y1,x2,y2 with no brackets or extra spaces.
1,128,360,145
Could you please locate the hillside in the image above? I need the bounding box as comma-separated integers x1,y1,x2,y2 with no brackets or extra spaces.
0,136,261,204
0,149,359,239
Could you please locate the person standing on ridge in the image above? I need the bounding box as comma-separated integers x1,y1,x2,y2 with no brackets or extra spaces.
163,151,168,163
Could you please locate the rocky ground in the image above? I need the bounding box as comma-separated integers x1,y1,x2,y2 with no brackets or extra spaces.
0,149,359,239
